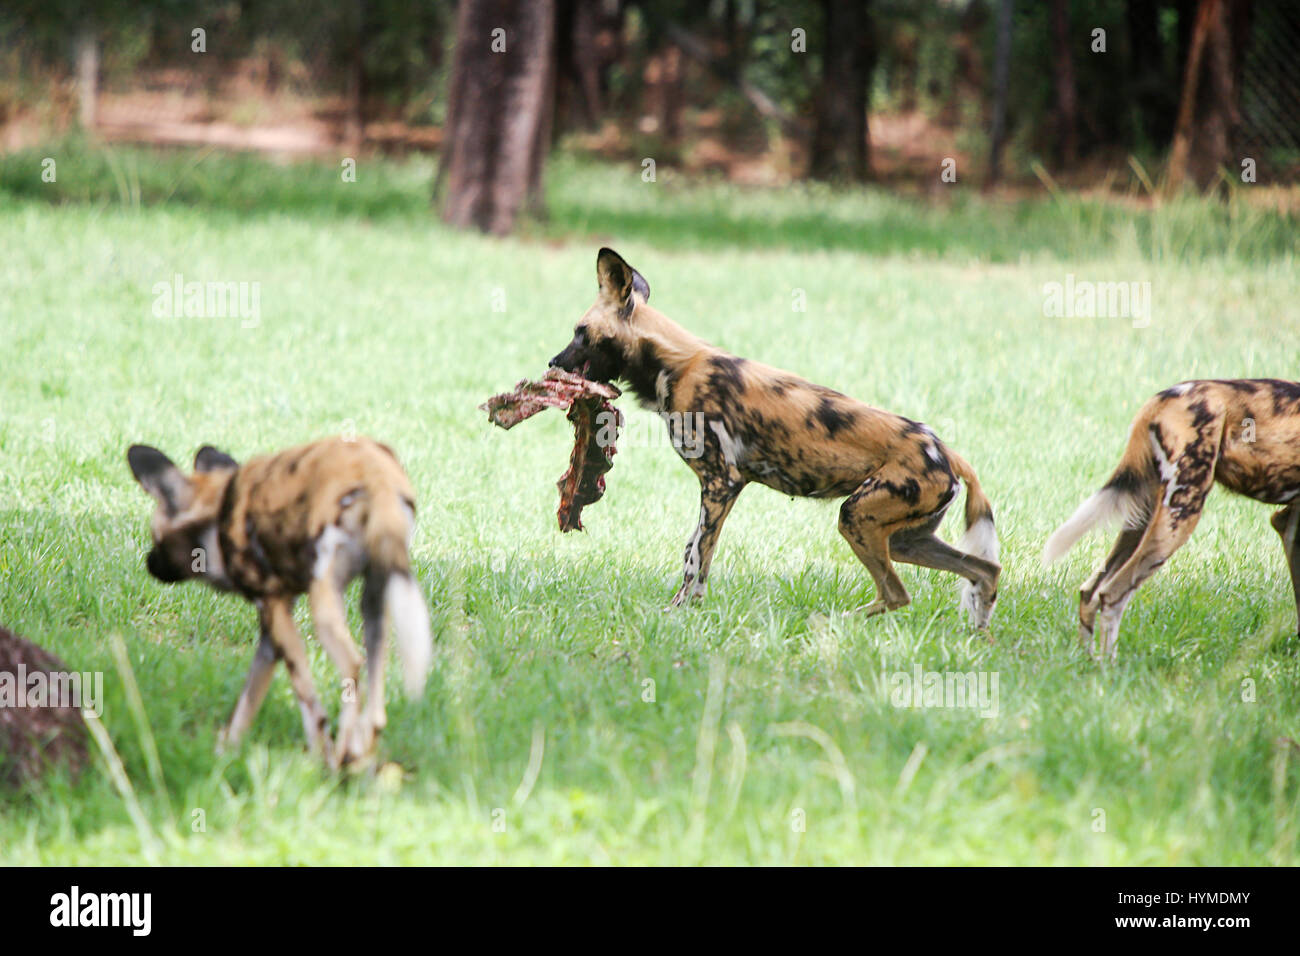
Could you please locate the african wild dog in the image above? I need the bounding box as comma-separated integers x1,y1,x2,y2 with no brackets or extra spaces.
127,436,433,767
548,248,1002,625
1043,379,1300,659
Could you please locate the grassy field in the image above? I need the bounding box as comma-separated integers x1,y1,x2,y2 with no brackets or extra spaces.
0,144,1298,864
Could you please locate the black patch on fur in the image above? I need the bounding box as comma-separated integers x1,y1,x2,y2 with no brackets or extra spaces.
1265,379,1300,414
706,355,747,394
614,340,666,403
1188,399,1216,430
815,397,856,437
879,477,922,505
1105,466,1148,494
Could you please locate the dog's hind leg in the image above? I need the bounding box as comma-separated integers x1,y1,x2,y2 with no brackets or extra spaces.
670,478,745,608
889,523,1001,628
1077,524,1147,651
1270,504,1300,635
838,474,923,616
360,569,389,742
1087,420,1221,659
309,578,368,768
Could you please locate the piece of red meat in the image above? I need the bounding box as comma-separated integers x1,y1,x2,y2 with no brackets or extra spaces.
481,369,622,531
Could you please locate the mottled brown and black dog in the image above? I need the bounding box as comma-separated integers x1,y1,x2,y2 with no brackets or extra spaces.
549,248,1001,626
1044,379,1300,659
128,436,432,767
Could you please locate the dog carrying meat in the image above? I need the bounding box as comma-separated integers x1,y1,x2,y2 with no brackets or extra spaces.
127,436,433,768
481,368,623,531
544,248,1002,626
1044,378,1300,659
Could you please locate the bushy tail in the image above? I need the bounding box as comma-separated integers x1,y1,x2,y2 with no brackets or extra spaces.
947,450,1000,625
365,491,433,697
947,449,999,564
1042,429,1155,565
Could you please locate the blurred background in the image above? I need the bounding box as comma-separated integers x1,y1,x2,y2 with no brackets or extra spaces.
2,0,1297,233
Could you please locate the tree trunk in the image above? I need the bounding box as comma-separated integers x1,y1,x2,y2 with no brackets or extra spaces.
74,27,98,131
809,0,875,182
945,0,988,128
1167,0,1251,192
555,0,604,132
987,0,1013,185
1050,0,1078,167
438,0,557,235
344,0,367,151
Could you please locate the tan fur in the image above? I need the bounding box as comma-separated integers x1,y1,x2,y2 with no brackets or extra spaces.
1044,379,1300,658
128,436,430,767
550,248,1001,625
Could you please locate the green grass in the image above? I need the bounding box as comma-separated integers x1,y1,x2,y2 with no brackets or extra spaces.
0,145,1298,864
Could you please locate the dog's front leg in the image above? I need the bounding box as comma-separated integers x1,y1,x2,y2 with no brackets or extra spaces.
1271,504,1300,635
263,595,335,763
218,617,280,753
669,478,744,608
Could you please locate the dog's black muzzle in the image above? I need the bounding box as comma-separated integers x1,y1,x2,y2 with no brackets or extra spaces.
548,346,581,373
147,545,189,583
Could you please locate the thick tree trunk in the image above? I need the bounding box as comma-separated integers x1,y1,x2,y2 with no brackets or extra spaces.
1167,0,1251,191
809,0,875,182
438,0,557,235
555,0,604,131
1050,0,1078,167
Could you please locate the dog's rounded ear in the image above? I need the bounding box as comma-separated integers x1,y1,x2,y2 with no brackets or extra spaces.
127,444,192,514
596,248,633,304
631,269,650,302
195,445,238,472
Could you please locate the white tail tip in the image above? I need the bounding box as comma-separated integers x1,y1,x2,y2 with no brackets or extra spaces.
385,572,433,697
1042,488,1144,565
958,516,999,626
958,515,999,564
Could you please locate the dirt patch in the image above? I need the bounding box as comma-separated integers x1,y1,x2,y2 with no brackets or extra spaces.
0,627,89,788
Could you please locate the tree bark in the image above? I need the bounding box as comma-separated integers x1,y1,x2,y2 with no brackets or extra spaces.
75,27,98,131
555,0,605,131
1050,0,1078,167
1167,0,1251,192
343,0,368,151
809,0,875,182
438,0,557,235
987,0,1013,185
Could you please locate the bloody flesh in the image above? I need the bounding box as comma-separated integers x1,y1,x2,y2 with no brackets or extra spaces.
480,368,622,531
